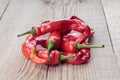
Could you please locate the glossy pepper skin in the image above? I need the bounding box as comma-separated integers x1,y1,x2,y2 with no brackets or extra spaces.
36,50,75,65
62,47,90,64
19,16,104,65
18,16,91,43
61,40,91,64
22,34,36,58
61,33,104,53
46,31,61,62
22,34,75,65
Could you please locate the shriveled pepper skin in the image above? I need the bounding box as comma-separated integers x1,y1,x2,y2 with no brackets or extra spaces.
61,41,77,53
33,20,73,36
18,16,91,44
22,43,30,58
22,34,75,65
22,34,36,58
46,31,61,50
19,16,103,65
46,31,61,62
62,48,90,64
37,50,59,65
61,41,91,64
34,19,90,43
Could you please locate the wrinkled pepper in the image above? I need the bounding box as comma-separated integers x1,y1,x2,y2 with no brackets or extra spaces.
46,31,61,62
18,16,105,65
18,16,91,43
22,34,75,65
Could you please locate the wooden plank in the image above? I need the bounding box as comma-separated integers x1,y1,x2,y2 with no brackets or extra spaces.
0,0,49,80
0,0,10,20
0,0,120,80
101,0,120,68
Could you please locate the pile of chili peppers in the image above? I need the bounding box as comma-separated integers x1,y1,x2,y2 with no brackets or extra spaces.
18,16,104,65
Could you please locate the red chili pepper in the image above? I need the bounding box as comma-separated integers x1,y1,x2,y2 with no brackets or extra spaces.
61,35,104,53
17,20,74,37
46,31,61,62
61,41,104,52
22,34,36,58
61,41,91,64
62,47,91,64
34,30,97,52
22,34,75,65
17,17,90,43
30,48,75,65
35,49,75,65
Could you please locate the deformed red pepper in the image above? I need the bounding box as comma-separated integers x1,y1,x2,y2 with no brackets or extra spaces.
46,31,61,62
30,48,75,65
17,16,91,43
62,47,91,64
22,34,36,58
61,41,104,53
19,16,104,65
22,34,75,65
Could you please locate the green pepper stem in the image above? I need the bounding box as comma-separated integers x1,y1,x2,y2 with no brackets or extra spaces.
59,54,76,61
17,27,34,37
75,43,104,49
47,40,56,63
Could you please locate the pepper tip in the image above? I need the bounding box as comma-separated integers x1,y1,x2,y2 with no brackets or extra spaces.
17,34,21,37
102,45,105,47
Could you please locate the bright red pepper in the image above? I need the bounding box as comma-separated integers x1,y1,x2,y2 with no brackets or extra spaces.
36,49,75,65
60,33,104,53
19,16,104,65
17,20,74,37
62,47,91,64
61,41,104,53
22,34,75,65
46,31,61,62
22,34,36,58
17,16,91,43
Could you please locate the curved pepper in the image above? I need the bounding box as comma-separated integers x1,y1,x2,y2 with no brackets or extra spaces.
46,31,61,63
61,41,104,53
17,16,91,43
35,49,75,65
62,48,91,64
22,34,36,58
22,34,75,65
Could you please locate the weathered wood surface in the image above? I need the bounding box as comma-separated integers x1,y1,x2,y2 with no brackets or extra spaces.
0,0,120,80
101,0,120,68
0,0,10,19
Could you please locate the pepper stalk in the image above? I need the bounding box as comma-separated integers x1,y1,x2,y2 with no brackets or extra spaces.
74,43,104,49
17,27,34,37
59,54,76,61
47,40,56,63
31,47,76,64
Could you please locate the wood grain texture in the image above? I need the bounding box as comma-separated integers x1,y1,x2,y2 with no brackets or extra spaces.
101,0,120,68
0,0,10,20
0,0,120,80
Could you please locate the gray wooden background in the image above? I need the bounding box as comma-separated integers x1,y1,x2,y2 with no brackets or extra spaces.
0,0,120,80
